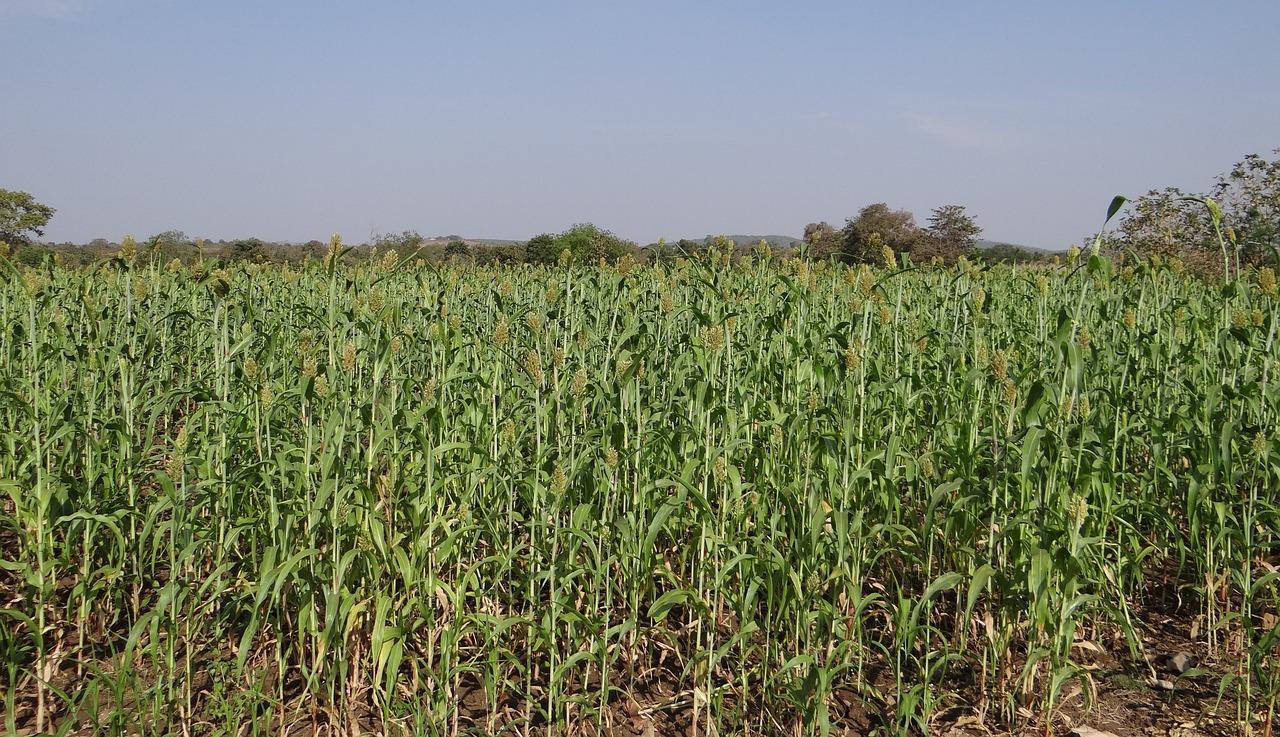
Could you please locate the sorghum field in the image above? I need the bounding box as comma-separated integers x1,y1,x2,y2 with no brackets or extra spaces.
2,242,1279,736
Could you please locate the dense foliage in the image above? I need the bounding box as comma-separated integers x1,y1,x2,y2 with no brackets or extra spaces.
1,245,1278,735
0,189,56,245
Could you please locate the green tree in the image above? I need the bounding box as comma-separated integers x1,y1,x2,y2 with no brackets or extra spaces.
477,245,522,265
1114,187,1215,259
803,221,842,260
444,240,472,260
0,189,56,245
146,230,192,261
551,223,634,264
675,238,705,256
523,233,558,264
371,230,426,255
1214,149,1280,264
230,238,265,262
920,204,982,263
840,203,921,263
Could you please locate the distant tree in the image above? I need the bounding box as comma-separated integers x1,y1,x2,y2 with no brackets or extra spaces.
148,230,187,247
802,222,842,260
444,240,472,259
0,189,56,245
523,233,558,264
477,245,522,265
372,230,426,254
303,239,327,261
1114,187,1216,259
975,243,1049,265
230,238,265,262
674,238,705,256
920,205,982,263
145,229,191,259
552,223,634,264
840,203,921,263
1213,149,1280,264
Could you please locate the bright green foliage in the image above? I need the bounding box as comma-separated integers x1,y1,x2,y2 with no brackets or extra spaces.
523,232,558,264
0,189,55,245
551,222,635,263
0,250,1277,735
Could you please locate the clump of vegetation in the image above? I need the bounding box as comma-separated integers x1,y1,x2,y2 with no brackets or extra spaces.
1,224,1277,735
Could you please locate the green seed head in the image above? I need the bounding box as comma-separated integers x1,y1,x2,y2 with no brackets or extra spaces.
858,265,874,297
22,269,42,295
120,235,138,263
493,315,509,347
991,349,1007,382
881,244,896,269
1259,267,1277,297
701,324,725,352
614,356,633,382
324,233,342,269
550,464,567,495
1070,495,1089,527
524,350,544,385
843,341,862,371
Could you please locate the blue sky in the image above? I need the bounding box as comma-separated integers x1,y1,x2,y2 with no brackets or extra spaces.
2,1,1277,247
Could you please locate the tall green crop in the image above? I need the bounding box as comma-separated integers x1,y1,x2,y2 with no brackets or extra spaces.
0,244,1276,736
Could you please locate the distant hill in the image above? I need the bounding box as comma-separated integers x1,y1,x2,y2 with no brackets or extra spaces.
669,235,803,249
420,236,521,247
975,239,1058,254
459,238,522,247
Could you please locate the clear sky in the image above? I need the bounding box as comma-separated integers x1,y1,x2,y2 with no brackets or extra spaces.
2,1,1277,248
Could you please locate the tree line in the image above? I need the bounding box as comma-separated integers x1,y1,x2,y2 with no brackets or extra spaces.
801,203,983,265
3,148,1275,269
1096,149,1280,273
